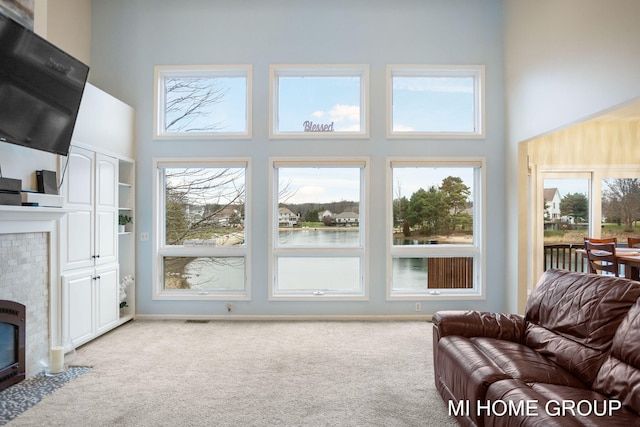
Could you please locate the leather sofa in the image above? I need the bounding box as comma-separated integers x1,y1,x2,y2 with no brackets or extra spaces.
433,269,640,426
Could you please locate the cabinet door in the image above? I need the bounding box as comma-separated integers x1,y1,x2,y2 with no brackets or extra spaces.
61,270,95,346
95,265,119,334
61,147,95,270
95,154,118,266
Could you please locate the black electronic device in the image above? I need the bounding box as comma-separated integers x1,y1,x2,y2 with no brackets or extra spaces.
0,12,89,156
36,170,58,194
0,176,22,205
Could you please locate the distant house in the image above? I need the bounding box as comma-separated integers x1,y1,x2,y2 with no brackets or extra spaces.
543,188,561,221
319,210,333,221
216,206,243,226
184,204,205,224
278,207,299,227
335,212,359,226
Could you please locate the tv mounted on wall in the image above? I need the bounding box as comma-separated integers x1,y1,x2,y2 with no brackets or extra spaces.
0,12,89,157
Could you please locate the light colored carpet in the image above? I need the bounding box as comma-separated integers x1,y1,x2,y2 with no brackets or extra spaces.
9,320,456,427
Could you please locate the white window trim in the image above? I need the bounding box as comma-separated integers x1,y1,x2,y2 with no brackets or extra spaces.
268,158,370,301
152,157,251,301
386,157,486,300
269,64,370,139
386,64,485,139
154,65,253,139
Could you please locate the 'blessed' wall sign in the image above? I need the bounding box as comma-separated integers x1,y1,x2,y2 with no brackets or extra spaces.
303,121,334,132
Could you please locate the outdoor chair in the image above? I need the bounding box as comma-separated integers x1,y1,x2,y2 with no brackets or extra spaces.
628,237,640,249
584,241,619,277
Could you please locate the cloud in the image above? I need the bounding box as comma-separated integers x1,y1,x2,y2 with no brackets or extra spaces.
306,104,360,131
393,77,473,93
294,186,326,201
329,104,360,122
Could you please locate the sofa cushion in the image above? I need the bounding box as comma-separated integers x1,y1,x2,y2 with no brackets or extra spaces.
485,380,637,426
525,269,640,385
436,335,586,426
436,336,513,426
469,337,585,388
592,299,640,415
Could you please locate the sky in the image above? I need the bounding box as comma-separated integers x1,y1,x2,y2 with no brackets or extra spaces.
277,166,475,205
164,72,477,204
275,74,476,204
278,167,361,204
543,178,589,199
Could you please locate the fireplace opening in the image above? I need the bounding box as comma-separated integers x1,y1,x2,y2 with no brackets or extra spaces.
0,300,25,391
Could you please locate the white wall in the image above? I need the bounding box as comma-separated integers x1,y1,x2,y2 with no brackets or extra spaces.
504,0,640,312
90,0,507,317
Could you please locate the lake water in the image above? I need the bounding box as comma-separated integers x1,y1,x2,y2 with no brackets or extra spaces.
181,229,428,291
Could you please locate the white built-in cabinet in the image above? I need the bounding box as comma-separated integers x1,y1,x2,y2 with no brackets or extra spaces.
60,147,118,270
60,145,134,347
61,265,119,345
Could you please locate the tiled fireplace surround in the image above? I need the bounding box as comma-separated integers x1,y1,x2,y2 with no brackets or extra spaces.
0,209,65,377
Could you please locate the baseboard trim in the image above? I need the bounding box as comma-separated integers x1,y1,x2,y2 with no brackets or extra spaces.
133,314,434,322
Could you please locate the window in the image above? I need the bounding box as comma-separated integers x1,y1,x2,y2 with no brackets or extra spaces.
154,159,250,300
601,176,640,236
388,159,484,299
542,175,591,246
270,160,368,300
154,65,252,139
536,169,640,276
387,65,484,138
270,65,369,138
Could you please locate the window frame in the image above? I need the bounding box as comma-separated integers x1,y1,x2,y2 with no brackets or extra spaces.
386,158,486,300
269,158,370,301
153,158,251,301
386,65,485,139
154,65,253,139
269,64,370,139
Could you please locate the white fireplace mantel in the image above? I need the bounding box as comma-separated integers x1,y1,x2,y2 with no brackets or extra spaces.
0,205,70,352
0,206,70,234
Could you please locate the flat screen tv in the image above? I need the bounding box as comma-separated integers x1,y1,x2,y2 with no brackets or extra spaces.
0,13,89,156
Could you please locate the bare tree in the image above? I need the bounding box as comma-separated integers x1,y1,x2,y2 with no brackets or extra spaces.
602,178,640,232
165,167,245,246
165,77,229,133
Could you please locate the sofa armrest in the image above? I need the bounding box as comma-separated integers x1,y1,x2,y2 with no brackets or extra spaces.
432,310,526,344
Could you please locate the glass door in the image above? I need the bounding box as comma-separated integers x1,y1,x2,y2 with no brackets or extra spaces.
539,173,591,274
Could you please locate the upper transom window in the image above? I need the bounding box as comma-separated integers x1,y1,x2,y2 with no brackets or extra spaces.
387,65,485,138
270,65,369,138
154,65,252,139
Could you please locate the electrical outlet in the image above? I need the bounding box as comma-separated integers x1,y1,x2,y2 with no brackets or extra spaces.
225,302,234,312
140,232,149,241
415,302,422,312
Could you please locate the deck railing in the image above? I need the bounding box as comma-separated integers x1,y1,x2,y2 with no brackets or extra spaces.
427,257,473,288
544,243,588,273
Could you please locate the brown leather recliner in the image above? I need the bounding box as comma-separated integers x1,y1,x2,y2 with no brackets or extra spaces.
433,269,640,426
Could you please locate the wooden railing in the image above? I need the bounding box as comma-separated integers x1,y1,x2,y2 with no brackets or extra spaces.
425,246,589,290
427,257,473,288
544,243,588,273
